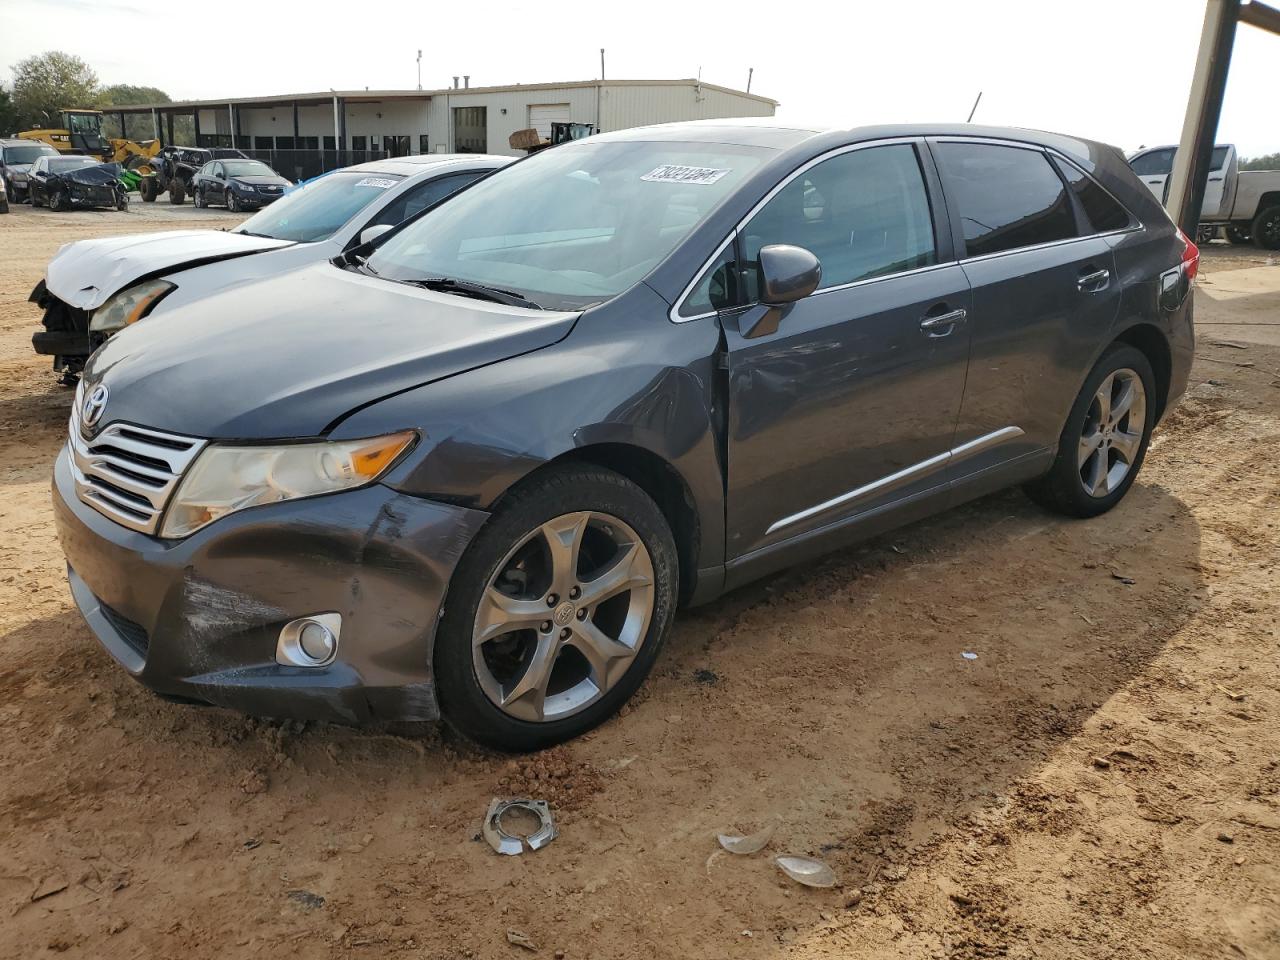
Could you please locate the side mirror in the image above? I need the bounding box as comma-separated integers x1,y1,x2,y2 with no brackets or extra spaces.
359,223,394,246
759,244,822,304
216,171,225,180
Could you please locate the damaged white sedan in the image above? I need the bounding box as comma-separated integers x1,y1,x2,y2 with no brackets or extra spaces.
30,153,509,382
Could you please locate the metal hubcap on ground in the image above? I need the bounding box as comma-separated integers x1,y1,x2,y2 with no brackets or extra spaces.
1078,367,1145,498
473,511,655,723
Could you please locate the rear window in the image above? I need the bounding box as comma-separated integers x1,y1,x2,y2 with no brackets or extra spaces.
1052,157,1133,233
935,142,1076,258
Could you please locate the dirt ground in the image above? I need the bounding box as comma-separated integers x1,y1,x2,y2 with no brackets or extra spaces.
1,202,1278,960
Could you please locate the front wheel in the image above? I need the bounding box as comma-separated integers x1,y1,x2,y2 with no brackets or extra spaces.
1253,205,1280,250
226,191,239,213
193,187,205,209
1024,343,1156,518
168,180,185,205
49,189,68,212
115,191,128,212
435,465,678,751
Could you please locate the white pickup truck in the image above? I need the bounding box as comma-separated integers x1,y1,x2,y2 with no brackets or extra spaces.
1127,143,1280,249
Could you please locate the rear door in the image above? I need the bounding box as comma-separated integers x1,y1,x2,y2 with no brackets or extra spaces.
1129,147,1175,202
716,140,973,557
931,139,1123,475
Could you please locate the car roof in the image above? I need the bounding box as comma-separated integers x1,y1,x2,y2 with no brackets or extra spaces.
1,138,58,147
592,118,1120,162
344,153,511,177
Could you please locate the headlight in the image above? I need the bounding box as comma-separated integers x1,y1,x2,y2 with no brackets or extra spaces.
11,171,28,183
89,279,176,334
159,432,417,538
234,181,255,192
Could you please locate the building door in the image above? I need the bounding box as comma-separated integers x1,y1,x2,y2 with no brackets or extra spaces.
452,107,487,153
529,104,570,141
385,135,410,158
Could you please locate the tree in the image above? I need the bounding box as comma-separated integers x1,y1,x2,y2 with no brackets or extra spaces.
0,86,18,138
1240,153,1280,172
9,51,100,130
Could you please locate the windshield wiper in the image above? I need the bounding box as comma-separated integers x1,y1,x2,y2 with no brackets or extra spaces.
396,277,543,310
235,230,276,238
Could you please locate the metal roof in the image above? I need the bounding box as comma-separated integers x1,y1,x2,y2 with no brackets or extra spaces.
107,79,778,114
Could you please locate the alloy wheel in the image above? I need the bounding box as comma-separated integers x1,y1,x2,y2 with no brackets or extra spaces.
1258,210,1280,247
1078,367,1146,498
472,511,655,723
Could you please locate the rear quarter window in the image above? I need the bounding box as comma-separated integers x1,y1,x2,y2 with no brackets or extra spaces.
1052,156,1134,233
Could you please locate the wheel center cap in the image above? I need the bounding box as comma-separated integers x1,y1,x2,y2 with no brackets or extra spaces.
553,601,576,627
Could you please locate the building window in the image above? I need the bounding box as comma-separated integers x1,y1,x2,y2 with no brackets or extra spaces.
323,135,336,151
452,106,487,153
298,136,319,150
419,134,429,155
254,136,273,150
385,135,409,158
275,136,295,150
351,135,367,152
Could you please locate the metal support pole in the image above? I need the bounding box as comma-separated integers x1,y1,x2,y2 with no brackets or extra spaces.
166,111,175,146
293,101,300,145
152,108,160,142
228,103,236,149
193,109,201,146
1167,0,1240,235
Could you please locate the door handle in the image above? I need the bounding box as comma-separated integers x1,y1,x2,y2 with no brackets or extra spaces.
919,308,967,337
1077,268,1110,291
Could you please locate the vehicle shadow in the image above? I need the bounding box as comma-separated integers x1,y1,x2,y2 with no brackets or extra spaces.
0,479,1205,958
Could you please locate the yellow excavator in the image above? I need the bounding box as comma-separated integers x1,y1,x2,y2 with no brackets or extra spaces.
18,108,161,171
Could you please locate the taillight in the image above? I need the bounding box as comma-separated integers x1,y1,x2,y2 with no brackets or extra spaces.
1177,228,1200,282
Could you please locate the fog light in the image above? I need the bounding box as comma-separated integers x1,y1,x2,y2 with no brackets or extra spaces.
276,613,341,667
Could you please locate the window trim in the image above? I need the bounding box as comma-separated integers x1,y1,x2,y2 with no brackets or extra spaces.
670,136,941,324
1045,149,1141,237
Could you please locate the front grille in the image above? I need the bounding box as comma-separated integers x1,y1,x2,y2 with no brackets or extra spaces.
99,601,149,657
68,396,206,535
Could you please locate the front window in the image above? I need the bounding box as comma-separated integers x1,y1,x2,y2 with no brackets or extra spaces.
222,160,276,178
235,171,407,242
3,144,58,164
365,140,773,310
66,112,102,135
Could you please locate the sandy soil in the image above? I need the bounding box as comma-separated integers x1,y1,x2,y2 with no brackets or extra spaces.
1,202,1278,960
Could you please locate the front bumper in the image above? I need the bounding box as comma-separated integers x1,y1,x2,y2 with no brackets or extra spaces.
53,446,489,723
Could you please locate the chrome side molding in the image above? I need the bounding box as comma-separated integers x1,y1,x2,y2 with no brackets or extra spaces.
764,426,1025,536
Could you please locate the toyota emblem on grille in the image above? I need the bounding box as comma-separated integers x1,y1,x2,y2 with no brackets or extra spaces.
82,384,109,430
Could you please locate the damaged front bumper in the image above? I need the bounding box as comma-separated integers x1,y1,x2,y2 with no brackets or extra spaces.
52,446,488,724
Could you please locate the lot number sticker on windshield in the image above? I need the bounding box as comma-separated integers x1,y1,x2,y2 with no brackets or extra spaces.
355,177,398,189
641,165,729,185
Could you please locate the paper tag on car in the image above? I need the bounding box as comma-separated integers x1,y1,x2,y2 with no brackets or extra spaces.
641,165,729,185
355,177,398,189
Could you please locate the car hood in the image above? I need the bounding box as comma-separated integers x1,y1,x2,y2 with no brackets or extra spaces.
46,229,295,310
232,175,289,187
83,262,580,439
5,162,34,176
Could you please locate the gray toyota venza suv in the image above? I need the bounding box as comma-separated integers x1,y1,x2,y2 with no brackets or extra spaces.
55,120,1196,750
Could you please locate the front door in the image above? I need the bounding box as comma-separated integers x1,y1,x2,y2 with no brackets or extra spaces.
720,141,971,558
931,139,1123,473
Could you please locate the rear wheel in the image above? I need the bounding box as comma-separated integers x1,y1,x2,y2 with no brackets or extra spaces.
1253,205,1280,250
1225,223,1253,245
435,465,677,751
1024,344,1156,518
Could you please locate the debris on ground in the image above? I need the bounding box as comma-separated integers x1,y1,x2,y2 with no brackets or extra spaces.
506,929,538,951
717,821,776,855
961,651,978,660
775,855,837,888
286,889,324,910
483,798,557,855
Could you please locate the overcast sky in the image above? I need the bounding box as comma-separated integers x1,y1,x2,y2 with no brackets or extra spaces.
2,0,1277,157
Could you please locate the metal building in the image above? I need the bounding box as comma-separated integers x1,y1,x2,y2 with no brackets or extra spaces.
109,78,777,180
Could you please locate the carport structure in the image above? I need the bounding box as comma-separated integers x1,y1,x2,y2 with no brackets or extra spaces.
1168,0,1280,234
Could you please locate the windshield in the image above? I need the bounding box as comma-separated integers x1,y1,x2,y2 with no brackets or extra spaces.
3,144,58,164
223,160,276,178
365,139,773,310
48,157,99,172
235,170,406,242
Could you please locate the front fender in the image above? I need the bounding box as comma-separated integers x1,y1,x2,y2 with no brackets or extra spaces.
330,284,727,571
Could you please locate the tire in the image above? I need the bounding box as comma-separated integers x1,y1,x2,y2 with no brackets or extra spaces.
1196,224,1216,245
435,464,678,751
1252,205,1280,251
1024,343,1157,519
140,178,157,202
115,191,128,212
0,197,8,215
168,180,185,205
193,187,205,209
49,189,68,212
1225,223,1253,246
226,191,239,213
